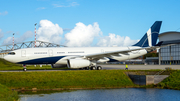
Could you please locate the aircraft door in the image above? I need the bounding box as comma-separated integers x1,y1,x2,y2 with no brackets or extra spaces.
49,49,53,56
21,50,26,57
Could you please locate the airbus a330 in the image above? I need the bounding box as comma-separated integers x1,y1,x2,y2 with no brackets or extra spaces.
4,21,163,71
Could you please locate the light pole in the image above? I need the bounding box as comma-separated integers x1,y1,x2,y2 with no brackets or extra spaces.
35,23,37,47
13,33,15,50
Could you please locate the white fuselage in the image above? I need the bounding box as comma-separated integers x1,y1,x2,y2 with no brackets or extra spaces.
4,46,147,65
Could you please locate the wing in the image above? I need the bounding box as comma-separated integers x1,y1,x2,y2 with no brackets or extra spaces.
66,46,160,61
81,47,149,61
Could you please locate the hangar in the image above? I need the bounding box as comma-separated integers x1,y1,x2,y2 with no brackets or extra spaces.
158,31,180,65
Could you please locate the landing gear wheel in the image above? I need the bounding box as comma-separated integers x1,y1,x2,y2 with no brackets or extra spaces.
91,66,96,70
23,68,27,71
97,66,102,70
85,67,89,70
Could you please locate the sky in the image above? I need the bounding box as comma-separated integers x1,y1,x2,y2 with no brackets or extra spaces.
1,0,180,47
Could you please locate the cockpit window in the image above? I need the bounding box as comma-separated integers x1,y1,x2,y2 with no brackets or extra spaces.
8,52,16,55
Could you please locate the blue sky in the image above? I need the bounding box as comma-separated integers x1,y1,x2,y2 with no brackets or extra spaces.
1,0,180,47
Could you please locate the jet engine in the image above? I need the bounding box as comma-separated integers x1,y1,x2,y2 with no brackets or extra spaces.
51,64,67,68
67,59,91,68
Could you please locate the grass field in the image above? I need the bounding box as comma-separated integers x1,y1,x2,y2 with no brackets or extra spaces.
0,83,19,101
0,58,134,100
0,58,22,70
0,70,134,90
157,70,180,90
0,58,68,70
1,58,180,100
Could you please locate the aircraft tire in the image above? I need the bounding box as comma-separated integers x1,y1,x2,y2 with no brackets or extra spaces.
86,67,89,70
91,66,96,70
97,66,102,70
23,68,27,71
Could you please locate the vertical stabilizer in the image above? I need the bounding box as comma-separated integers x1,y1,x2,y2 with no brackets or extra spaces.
133,21,162,47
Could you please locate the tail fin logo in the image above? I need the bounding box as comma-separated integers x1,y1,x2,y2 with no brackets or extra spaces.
133,21,162,47
147,28,152,47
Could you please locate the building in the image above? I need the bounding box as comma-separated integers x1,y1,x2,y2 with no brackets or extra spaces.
158,31,180,65
145,57,159,65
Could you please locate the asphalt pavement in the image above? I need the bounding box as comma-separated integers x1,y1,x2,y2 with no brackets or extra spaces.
101,64,180,70
0,64,180,72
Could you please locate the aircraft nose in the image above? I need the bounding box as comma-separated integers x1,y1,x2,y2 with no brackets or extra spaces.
4,55,13,62
4,55,8,60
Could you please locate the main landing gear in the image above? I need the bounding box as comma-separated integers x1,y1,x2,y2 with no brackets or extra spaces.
90,62,102,70
89,66,102,70
80,66,102,70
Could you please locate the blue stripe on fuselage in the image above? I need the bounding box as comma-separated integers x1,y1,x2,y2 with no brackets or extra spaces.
17,56,66,64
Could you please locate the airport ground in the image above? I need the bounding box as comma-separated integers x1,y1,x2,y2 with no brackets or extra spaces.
1,57,179,71
101,64,180,70
0,64,180,72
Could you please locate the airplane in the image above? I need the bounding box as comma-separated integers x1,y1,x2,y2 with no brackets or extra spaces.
4,21,162,71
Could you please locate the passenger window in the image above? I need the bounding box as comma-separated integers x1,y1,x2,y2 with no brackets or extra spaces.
8,52,15,55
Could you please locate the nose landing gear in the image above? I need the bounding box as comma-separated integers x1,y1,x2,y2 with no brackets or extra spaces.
23,64,27,71
23,68,27,71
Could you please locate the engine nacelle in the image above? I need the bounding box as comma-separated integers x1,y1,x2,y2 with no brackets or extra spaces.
97,57,109,63
51,64,67,68
67,59,90,68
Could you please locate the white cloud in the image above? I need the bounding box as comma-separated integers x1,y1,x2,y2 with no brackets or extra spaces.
0,11,8,15
36,20,137,47
1,20,138,47
19,31,34,42
53,2,79,7
2,31,33,45
37,20,63,44
2,37,12,45
123,36,138,46
0,29,4,39
37,7,46,10
65,22,102,47
70,2,79,7
97,33,138,47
